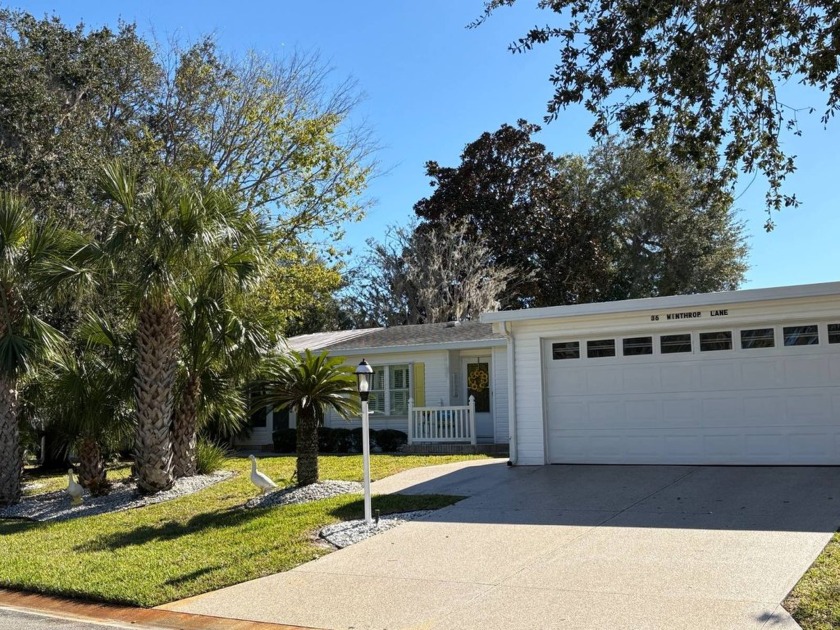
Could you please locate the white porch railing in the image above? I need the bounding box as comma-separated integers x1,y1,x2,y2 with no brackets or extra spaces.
408,396,476,445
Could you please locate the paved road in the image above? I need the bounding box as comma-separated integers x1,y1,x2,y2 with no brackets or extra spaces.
0,608,135,629
163,460,840,629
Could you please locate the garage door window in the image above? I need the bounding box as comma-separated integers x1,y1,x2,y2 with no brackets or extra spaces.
587,339,616,358
700,331,733,351
783,325,819,346
661,333,691,354
740,328,775,349
829,324,840,344
552,341,580,360
623,336,653,356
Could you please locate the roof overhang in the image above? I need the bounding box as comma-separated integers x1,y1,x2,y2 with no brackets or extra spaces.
481,281,840,325
325,337,507,356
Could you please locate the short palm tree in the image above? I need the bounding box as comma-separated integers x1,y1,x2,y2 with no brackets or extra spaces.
258,350,359,486
0,193,70,505
43,345,133,494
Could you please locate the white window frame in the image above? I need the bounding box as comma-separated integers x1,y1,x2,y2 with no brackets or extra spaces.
369,363,411,416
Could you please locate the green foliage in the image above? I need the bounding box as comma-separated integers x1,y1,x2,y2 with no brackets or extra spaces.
785,531,840,629
375,429,408,453
415,121,747,308
258,350,360,422
317,427,354,453
272,428,297,453
195,439,230,475
348,219,515,327
475,0,838,228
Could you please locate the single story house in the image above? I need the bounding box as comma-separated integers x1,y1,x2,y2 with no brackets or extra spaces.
483,280,840,466
239,321,509,448
244,281,840,467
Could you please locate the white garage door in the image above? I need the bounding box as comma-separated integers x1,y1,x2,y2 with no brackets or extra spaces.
544,323,840,465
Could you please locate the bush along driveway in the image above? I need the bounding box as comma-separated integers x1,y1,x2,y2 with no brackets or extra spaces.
0,454,480,607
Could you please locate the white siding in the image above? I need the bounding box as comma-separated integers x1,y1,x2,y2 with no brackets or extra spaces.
508,293,840,465
492,345,509,446
323,350,450,433
511,330,548,464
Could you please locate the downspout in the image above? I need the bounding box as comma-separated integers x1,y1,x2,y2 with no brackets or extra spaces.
504,321,518,465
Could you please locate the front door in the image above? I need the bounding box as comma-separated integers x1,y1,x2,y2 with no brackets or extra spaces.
462,357,493,442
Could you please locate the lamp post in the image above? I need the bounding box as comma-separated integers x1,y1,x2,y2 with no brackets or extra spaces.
355,358,374,526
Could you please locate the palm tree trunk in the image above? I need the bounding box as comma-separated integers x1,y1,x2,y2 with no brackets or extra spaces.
134,295,180,494
77,436,109,496
296,406,319,486
0,372,21,506
172,373,201,478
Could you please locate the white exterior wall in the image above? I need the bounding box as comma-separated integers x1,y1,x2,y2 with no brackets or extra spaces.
507,292,840,465
323,350,450,432
492,345,510,446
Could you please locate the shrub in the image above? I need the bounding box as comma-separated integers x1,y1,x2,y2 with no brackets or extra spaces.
349,427,377,453
196,439,231,474
272,428,297,453
376,429,408,452
318,426,355,453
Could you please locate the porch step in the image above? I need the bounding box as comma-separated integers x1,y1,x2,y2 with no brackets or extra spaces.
400,443,509,456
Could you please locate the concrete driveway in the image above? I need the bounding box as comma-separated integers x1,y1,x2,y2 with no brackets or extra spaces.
163,460,840,629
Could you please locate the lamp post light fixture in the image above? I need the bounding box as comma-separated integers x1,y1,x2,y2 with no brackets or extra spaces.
355,359,374,526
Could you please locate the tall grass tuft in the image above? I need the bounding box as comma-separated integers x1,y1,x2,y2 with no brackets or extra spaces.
195,439,231,475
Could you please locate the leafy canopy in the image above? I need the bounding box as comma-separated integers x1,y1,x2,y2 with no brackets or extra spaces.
415,121,748,307
476,0,840,228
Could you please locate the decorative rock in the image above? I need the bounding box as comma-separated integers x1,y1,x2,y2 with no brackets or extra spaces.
0,471,234,523
245,480,362,509
320,510,435,548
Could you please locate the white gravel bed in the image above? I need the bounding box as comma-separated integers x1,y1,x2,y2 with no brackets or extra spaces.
0,471,234,522
320,510,435,548
245,480,362,509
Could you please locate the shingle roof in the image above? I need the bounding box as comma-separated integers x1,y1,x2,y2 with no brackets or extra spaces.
284,328,383,352
285,321,505,353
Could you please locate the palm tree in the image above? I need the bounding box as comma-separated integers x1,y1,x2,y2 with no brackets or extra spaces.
56,162,264,493
258,350,359,486
42,316,134,495
172,290,270,477
0,193,70,505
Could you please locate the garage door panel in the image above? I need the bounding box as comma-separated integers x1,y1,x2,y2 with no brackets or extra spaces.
789,433,836,459
662,398,700,425
741,359,782,388
660,363,700,392
543,336,840,465
626,399,662,422
623,365,661,391
700,397,744,427
586,366,624,395
699,362,740,390
783,355,831,387
786,393,833,424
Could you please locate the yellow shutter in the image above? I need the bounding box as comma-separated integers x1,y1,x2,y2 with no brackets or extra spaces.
412,362,425,407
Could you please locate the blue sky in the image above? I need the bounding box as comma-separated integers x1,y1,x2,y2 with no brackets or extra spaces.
15,0,840,289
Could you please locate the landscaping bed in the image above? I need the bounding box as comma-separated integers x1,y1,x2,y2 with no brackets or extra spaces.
0,454,478,607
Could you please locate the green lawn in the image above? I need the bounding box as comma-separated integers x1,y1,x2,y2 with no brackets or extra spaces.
1,454,481,607
784,531,840,630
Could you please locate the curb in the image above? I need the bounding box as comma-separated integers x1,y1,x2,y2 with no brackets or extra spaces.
0,588,318,630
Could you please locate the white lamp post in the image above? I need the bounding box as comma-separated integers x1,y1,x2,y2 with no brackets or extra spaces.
355,358,374,527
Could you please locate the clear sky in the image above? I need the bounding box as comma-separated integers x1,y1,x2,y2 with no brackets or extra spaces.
14,0,840,290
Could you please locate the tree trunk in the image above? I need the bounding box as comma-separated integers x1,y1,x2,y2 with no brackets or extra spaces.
77,436,110,496
296,406,319,486
134,295,180,494
172,373,201,478
0,373,21,506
